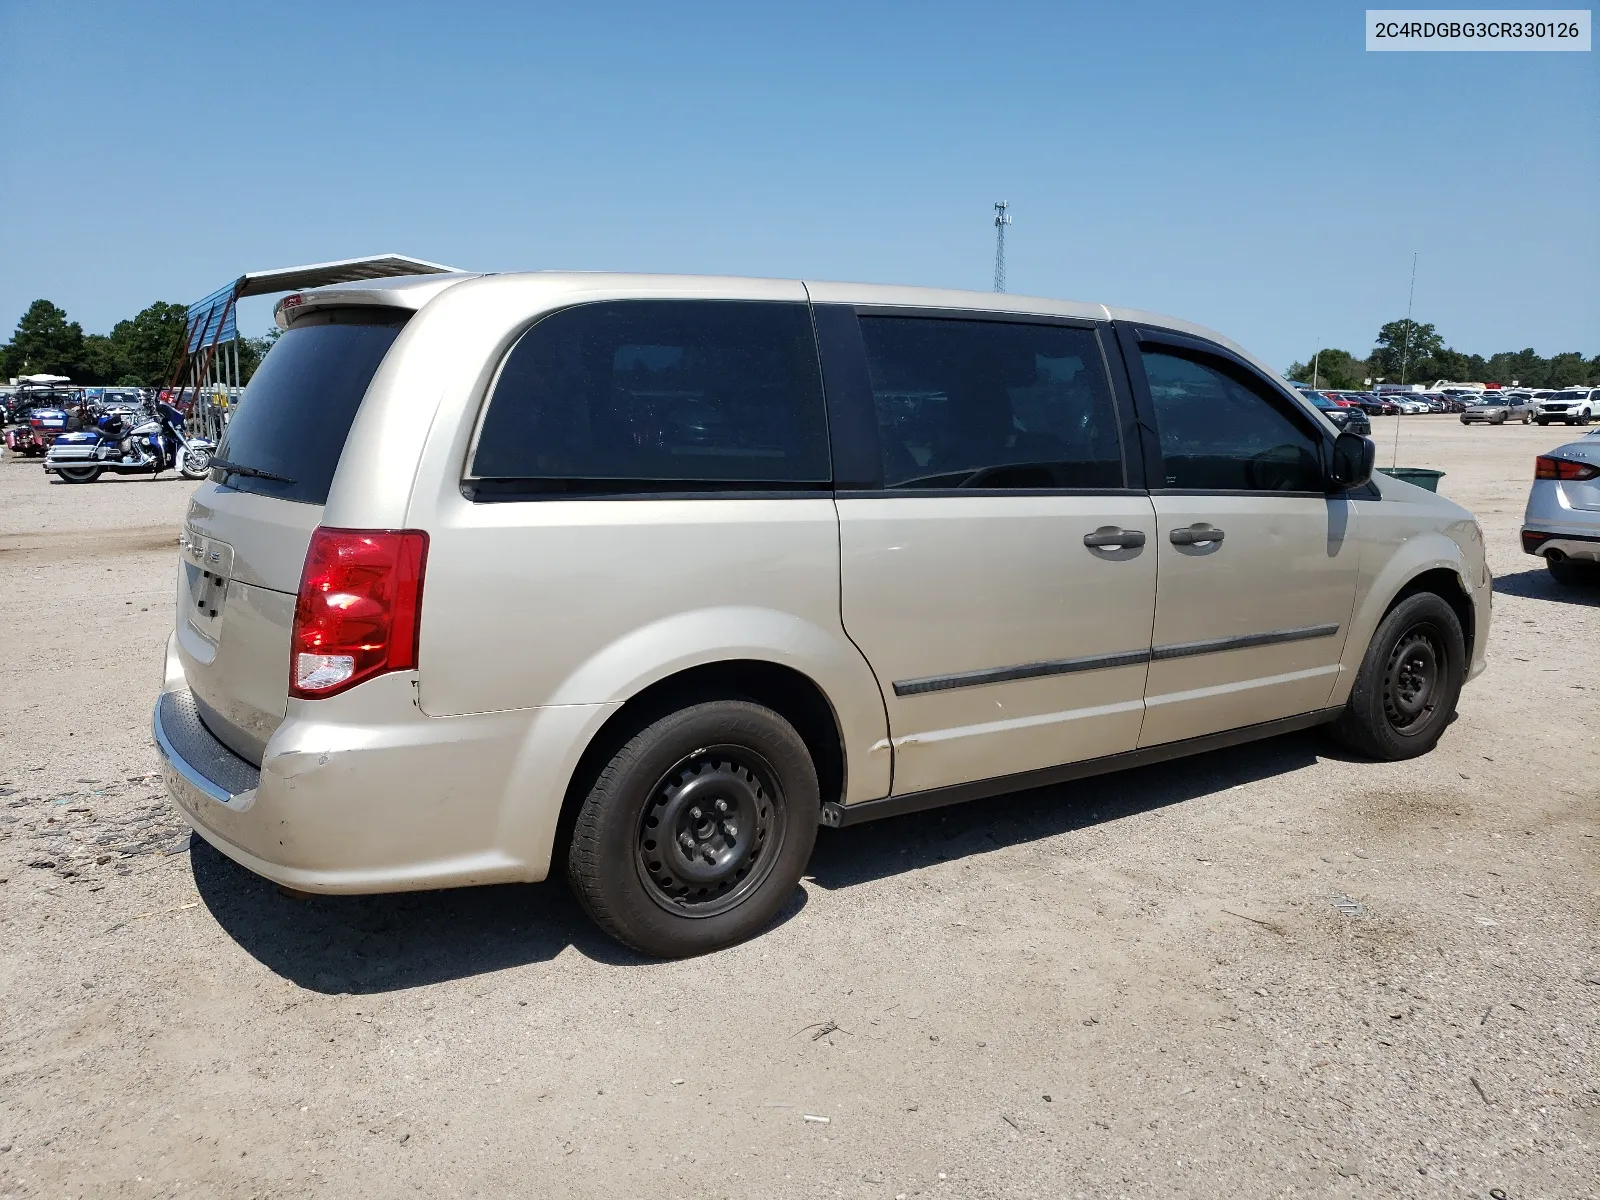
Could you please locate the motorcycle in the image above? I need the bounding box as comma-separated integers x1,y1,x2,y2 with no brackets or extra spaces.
42,400,214,484
4,403,79,457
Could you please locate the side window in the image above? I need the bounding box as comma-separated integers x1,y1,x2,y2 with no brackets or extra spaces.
858,317,1124,489
1140,348,1325,492
470,301,829,490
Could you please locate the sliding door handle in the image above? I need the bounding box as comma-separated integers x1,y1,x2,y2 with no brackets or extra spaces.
1170,524,1225,547
1083,527,1147,550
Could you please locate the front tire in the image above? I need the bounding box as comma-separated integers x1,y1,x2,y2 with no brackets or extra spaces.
1330,592,1465,761
179,447,212,479
55,466,102,484
567,700,819,958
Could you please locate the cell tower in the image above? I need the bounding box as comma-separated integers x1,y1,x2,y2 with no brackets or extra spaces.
992,201,1011,293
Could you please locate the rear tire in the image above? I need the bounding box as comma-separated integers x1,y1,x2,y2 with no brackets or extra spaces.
55,466,101,484
1547,557,1600,587
1330,592,1465,761
566,700,819,958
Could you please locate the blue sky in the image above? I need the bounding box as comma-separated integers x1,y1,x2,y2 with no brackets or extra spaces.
2,1,1595,372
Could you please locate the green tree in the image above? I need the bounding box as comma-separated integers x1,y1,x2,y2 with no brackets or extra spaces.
4,299,86,378
1287,348,1368,389
238,327,280,384
1484,348,1542,387
1543,352,1593,388
106,301,189,385
78,333,121,385
1370,319,1445,383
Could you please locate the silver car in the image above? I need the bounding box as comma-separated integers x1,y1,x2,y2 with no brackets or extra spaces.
1522,429,1600,585
1460,393,1532,425
151,272,1492,956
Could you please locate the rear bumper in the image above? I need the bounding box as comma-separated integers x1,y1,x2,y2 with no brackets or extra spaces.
1522,528,1600,562
152,640,617,894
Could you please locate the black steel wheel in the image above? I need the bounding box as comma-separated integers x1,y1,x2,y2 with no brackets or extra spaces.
634,746,783,918
1331,591,1465,761
567,699,818,957
1380,626,1443,734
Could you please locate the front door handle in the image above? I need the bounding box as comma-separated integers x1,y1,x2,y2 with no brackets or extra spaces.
1083,527,1147,550
1170,524,1225,547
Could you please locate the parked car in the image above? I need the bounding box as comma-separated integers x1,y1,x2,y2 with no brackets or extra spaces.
1305,391,1372,435
1533,387,1599,426
1522,432,1600,585
1395,397,1431,415
151,272,1491,957
1461,394,1532,425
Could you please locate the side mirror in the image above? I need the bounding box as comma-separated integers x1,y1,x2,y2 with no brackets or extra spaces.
1328,431,1375,490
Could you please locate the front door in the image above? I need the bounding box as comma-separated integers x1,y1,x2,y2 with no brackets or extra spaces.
834,312,1157,795
1128,336,1361,748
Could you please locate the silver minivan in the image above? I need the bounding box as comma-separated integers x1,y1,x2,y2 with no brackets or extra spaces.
154,273,1492,956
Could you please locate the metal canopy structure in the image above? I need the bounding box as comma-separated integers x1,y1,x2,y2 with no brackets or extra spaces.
168,254,462,440
231,253,462,299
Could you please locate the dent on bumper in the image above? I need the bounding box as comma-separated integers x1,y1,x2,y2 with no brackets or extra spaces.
152,675,611,894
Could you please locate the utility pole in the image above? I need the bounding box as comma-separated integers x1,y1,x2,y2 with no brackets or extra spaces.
992,201,1011,293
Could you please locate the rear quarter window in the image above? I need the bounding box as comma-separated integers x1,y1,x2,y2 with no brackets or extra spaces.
468,300,830,495
212,308,407,504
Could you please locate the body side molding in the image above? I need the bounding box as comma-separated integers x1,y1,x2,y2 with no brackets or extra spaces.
891,624,1341,698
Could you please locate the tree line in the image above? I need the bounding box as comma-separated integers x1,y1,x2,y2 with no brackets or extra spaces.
0,298,277,388
1289,319,1600,391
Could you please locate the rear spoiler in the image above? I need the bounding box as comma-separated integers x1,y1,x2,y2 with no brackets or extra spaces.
274,273,482,330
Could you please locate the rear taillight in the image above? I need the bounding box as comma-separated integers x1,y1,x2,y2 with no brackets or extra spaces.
1535,456,1599,481
289,528,428,699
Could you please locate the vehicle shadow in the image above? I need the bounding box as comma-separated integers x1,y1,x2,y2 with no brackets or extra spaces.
189,838,810,993
193,730,1328,989
807,730,1325,891
1493,565,1600,607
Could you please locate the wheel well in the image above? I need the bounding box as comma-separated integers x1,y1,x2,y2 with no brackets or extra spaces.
1387,568,1475,660
551,660,846,869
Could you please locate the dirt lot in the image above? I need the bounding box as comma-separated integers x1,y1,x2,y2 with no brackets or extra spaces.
1,417,1595,1199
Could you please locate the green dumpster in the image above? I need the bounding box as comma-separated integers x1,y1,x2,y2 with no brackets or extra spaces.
1377,467,1445,493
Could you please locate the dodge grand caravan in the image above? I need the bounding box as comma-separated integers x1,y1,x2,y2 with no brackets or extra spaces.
154,273,1491,957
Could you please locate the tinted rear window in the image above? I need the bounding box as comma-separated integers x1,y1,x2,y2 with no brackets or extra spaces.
212,308,406,504
469,300,829,494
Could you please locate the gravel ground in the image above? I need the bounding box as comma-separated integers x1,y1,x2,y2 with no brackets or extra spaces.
1,416,1595,1199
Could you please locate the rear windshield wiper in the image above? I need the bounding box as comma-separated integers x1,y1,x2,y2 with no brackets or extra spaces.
209,458,297,485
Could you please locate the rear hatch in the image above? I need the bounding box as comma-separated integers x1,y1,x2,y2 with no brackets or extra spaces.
175,308,409,763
